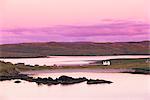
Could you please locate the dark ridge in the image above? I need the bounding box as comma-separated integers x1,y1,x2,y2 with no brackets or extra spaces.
0,41,149,58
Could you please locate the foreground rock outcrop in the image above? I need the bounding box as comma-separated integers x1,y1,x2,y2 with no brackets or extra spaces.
0,74,113,86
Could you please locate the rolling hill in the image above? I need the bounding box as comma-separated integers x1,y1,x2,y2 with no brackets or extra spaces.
0,41,149,58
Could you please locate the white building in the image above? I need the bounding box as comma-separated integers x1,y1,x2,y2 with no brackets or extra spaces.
102,61,111,66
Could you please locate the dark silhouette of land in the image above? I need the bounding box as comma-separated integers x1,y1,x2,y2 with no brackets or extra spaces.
0,41,149,58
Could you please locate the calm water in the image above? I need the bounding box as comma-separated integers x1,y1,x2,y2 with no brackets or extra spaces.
0,55,149,66
0,55,149,100
0,70,150,100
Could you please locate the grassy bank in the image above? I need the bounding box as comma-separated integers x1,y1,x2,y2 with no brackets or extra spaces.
0,58,150,76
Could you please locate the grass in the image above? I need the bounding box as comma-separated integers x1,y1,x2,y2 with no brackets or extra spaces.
0,61,19,76
56,58,149,69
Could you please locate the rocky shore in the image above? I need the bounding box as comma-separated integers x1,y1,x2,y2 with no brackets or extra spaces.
0,74,113,85
0,58,149,86
122,67,150,75
87,79,112,84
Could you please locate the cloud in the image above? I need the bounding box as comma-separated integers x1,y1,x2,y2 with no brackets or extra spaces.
0,20,149,44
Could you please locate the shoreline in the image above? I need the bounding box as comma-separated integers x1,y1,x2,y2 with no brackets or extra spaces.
21,68,150,76
0,58,149,86
0,54,149,59
0,58,150,77
0,67,148,86
21,68,134,75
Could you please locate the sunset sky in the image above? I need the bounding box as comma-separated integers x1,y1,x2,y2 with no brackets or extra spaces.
0,0,150,44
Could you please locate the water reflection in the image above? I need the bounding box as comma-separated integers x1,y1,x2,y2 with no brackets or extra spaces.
0,55,149,66
0,72,150,100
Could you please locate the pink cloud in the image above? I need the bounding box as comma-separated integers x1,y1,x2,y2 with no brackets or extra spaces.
0,20,149,44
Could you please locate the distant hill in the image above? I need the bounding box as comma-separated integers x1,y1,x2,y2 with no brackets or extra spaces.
0,41,149,58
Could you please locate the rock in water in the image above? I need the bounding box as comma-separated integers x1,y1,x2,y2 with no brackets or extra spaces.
56,75,88,85
14,80,21,83
87,79,113,84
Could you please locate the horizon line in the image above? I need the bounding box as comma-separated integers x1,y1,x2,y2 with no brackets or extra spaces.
0,40,149,45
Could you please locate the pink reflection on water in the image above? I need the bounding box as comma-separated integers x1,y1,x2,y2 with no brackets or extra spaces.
0,72,150,100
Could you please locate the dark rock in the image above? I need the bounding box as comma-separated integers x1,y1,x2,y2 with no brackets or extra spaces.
0,74,113,86
14,80,21,83
56,75,87,85
87,79,113,84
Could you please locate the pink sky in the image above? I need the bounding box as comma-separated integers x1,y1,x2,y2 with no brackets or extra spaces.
0,0,150,43
0,0,149,28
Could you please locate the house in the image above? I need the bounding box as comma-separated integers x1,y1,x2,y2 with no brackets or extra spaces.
102,60,111,66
